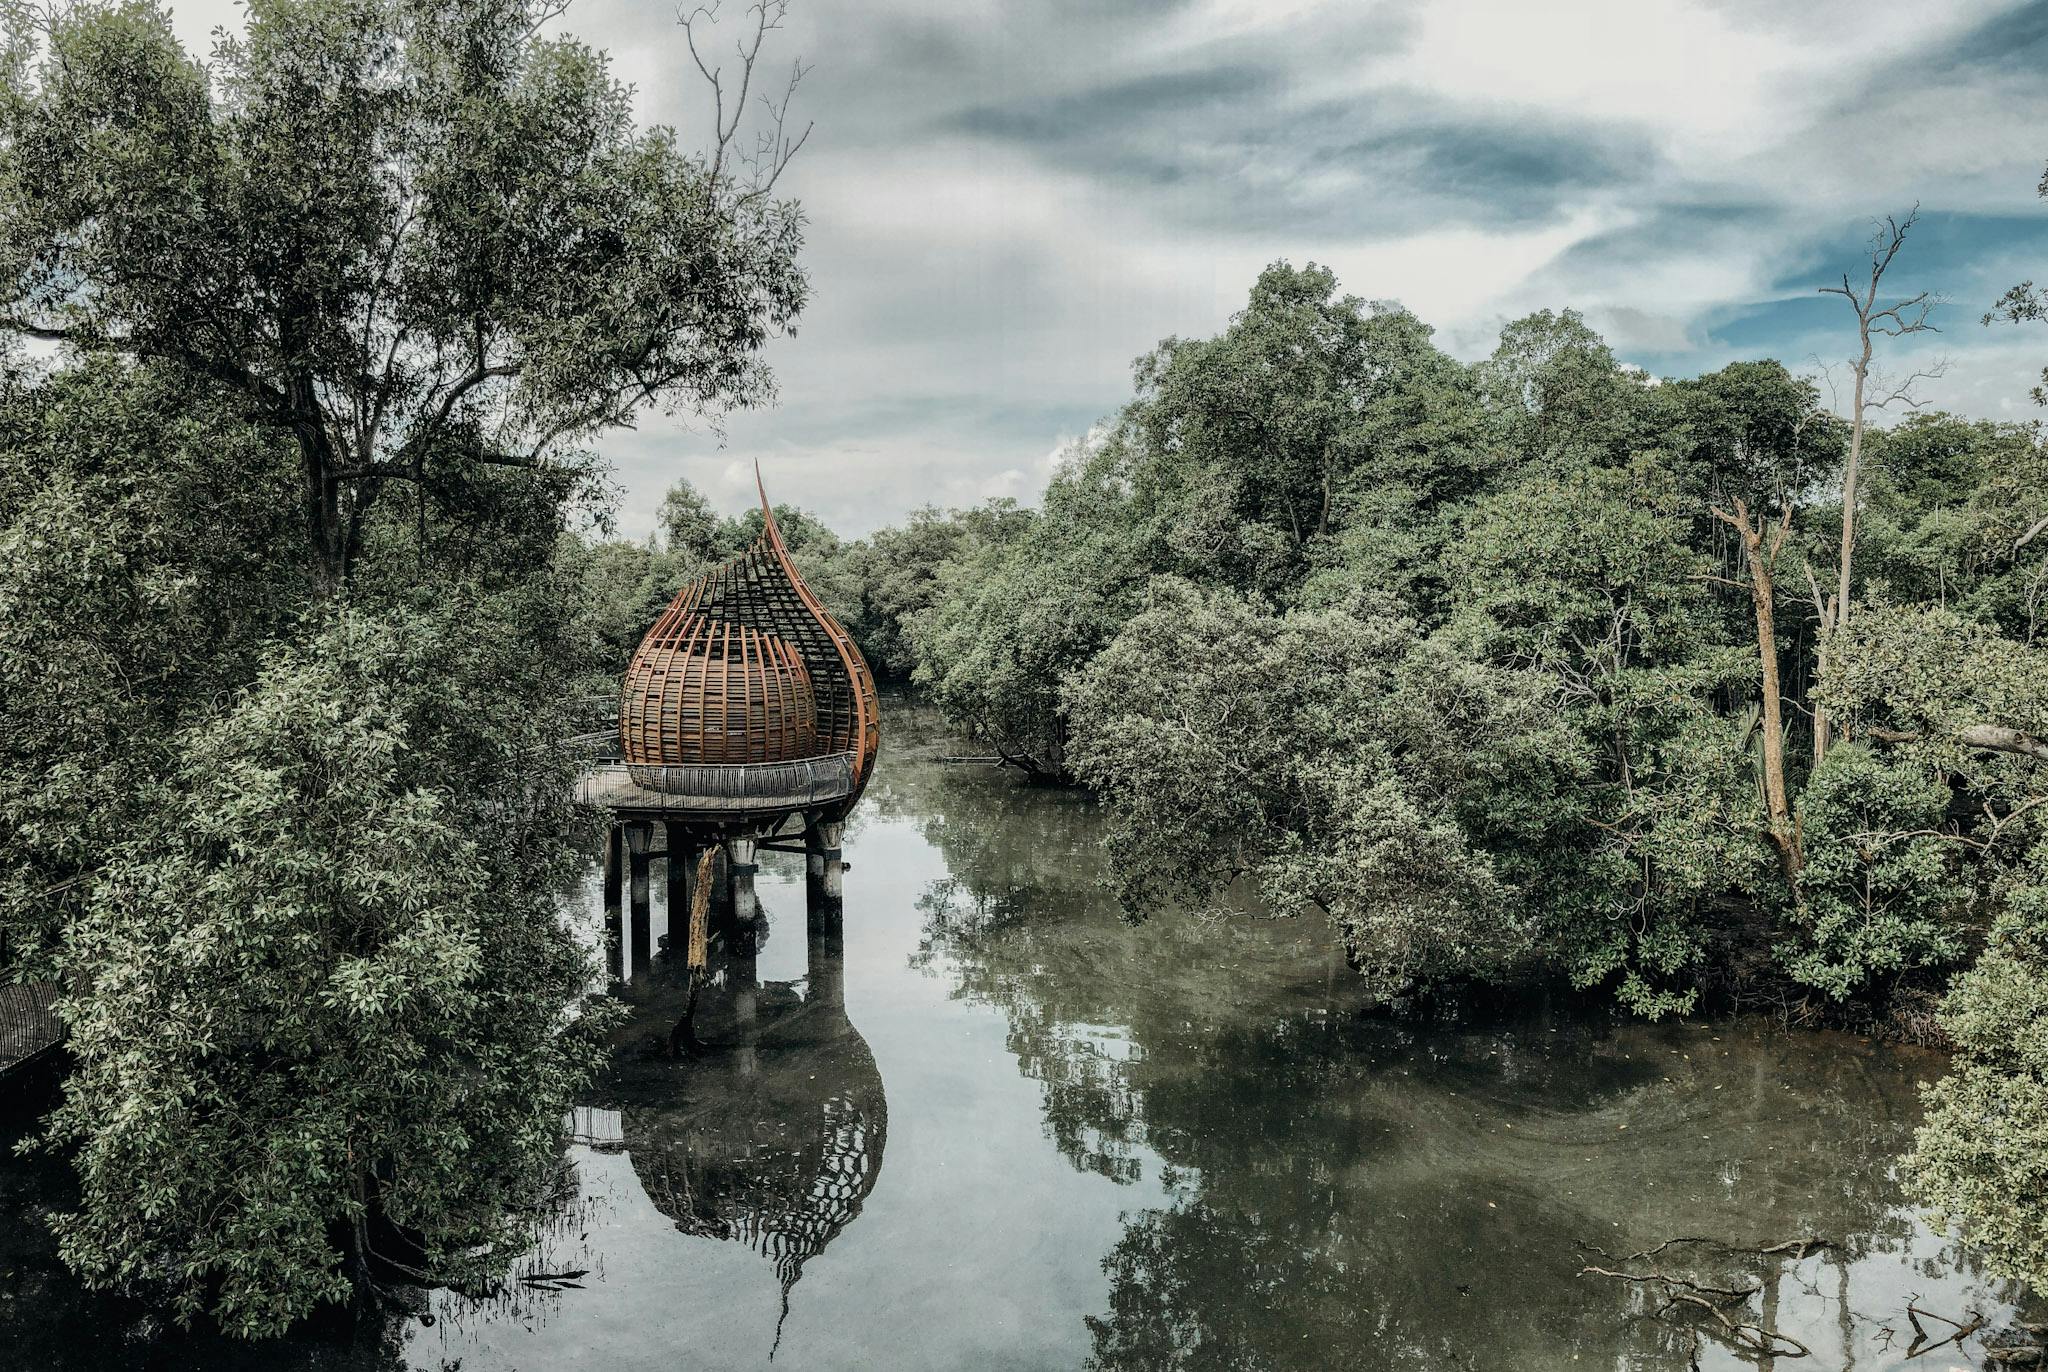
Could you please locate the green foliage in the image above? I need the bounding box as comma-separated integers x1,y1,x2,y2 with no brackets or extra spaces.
1443,459,1714,672
914,449,1137,776
0,362,619,1329
0,0,804,581
0,356,302,968
39,604,610,1335
1817,602,2048,774
656,480,722,562
1666,360,1844,521
1858,415,2048,638
1781,745,1973,999
834,499,1030,681
1908,839,2048,1292
559,533,690,681
1,0,805,1334
1475,307,1658,465
1116,262,1487,598
913,268,1806,1015
1064,580,1577,997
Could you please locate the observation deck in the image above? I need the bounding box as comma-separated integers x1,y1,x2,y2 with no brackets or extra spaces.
574,750,858,822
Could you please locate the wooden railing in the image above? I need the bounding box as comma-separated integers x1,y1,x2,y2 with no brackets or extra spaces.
575,751,857,816
0,979,62,1077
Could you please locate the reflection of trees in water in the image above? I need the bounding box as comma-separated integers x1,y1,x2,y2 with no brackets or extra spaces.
903,741,2025,1370
0,1070,417,1370
903,764,1155,1183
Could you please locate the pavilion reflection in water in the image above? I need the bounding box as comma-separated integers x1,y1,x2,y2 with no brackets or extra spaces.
595,866,886,1339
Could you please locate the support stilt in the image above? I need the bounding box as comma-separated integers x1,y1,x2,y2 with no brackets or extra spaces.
726,835,760,1075
664,821,689,962
627,823,652,977
603,824,623,983
806,847,845,1010
806,818,846,900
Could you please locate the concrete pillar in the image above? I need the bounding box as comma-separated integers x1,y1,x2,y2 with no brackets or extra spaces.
727,836,760,929
806,856,845,1011
664,821,690,962
806,818,846,899
627,823,652,977
602,824,623,984
725,835,760,1075
710,842,733,930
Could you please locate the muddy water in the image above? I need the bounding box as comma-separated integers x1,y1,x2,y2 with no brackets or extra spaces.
2,698,2037,1370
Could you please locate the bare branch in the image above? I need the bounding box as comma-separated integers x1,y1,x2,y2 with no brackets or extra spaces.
2014,512,2048,554
1,315,90,343
680,0,808,199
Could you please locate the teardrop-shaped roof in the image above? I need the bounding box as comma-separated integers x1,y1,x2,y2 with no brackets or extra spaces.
618,469,880,813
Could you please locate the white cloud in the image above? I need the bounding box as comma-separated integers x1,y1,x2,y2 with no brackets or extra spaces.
122,0,2048,541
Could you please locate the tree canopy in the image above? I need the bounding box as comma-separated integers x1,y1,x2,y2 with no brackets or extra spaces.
0,0,809,1334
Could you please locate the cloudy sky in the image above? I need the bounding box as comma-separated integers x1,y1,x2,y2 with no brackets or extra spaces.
169,0,2048,537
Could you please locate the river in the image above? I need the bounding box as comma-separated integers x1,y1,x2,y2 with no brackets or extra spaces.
2,698,2039,1369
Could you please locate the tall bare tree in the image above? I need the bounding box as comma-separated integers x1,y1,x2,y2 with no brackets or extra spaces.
1812,207,1946,754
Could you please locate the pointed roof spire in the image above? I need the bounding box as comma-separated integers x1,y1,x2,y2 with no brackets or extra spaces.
755,459,787,552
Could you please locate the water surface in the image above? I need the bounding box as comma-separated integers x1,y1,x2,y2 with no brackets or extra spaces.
3,698,2038,1370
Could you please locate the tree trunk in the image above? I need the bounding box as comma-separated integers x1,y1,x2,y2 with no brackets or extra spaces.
1717,498,1803,889
1837,337,1870,633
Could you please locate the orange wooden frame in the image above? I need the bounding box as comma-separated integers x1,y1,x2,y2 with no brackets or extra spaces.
619,470,881,811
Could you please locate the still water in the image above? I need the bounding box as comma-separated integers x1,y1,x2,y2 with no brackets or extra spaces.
3,699,2040,1369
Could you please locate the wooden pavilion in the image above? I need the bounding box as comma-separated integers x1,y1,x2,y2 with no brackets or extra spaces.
576,469,881,982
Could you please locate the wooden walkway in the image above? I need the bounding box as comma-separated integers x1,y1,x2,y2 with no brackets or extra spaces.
576,751,856,821
1,980,62,1077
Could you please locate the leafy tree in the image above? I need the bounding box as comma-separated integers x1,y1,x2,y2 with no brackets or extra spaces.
715,500,841,560
1064,580,1575,997
1908,836,2048,1293
1117,262,1484,600
1781,744,1973,999
1439,457,1760,1014
914,446,1138,777
0,0,808,1334
1857,414,2048,641
559,533,689,680
1475,308,1659,467
41,604,608,1334
0,0,804,588
656,479,722,562
0,355,302,966
834,499,1030,681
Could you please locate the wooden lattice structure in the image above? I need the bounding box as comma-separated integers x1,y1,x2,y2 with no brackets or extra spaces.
621,623,818,765
618,470,880,818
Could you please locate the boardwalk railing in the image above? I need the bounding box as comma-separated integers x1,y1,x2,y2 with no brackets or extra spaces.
1,979,62,1078
575,751,857,817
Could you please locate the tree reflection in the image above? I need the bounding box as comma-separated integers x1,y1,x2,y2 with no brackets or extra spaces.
900,737,2030,1370
0,1066,416,1370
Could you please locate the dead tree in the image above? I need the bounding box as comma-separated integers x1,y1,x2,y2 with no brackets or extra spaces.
681,0,813,205
1814,207,1947,755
